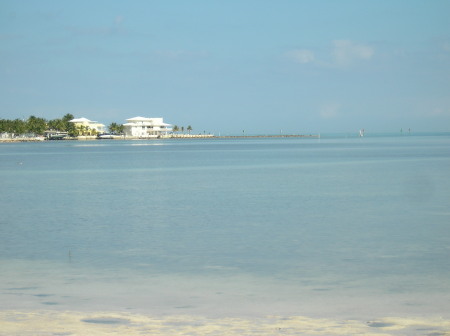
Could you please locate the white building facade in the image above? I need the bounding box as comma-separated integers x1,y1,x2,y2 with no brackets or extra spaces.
69,117,105,134
123,117,172,138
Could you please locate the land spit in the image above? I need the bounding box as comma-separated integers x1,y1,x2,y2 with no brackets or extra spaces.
215,134,319,139
0,134,319,142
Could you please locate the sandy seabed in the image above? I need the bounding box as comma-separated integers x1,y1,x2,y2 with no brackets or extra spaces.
1,311,450,336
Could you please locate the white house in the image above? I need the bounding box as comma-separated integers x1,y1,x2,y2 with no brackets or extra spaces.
69,117,105,134
123,117,172,138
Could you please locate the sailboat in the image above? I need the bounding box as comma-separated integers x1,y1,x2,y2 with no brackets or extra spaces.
359,129,365,137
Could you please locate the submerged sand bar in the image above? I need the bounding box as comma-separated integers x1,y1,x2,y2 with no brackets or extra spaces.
1,311,450,336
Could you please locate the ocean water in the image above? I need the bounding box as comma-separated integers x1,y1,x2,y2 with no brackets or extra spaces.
1,134,450,331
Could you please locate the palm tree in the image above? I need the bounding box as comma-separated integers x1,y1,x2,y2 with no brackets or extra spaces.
108,122,118,134
187,125,192,134
181,126,184,133
12,119,27,135
62,113,74,122
172,125,179,133
26,115,47,135
108,122,125,134
48,118,65,131
76,125,86,136
62,114,76,135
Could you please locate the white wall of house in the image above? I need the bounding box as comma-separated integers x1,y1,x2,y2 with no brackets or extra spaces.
123,117,172,138
69,117,105,133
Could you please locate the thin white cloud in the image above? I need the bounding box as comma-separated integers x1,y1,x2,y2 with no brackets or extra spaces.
287,40,374,68
319,102,341,119
332,40,374,67
114,16,124,25
286,49,315,64
428,107,450,116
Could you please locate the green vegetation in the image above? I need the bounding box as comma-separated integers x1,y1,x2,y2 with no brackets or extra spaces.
0,114,124,137
1,115,190,138
0,113,77,136
73,124,98,136
108,122,124,134
172,125,193,134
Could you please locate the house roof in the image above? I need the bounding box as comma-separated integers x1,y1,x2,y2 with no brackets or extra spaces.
70,117,96,123
124,116,172,127
126,116,152,121
123,122,172,127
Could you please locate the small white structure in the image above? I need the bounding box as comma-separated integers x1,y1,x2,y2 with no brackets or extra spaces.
69,117,105,134
123,117,172,138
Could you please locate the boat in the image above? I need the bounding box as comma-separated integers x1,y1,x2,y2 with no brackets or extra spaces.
97,133,115,139
45,131,68,140
48,134,66,140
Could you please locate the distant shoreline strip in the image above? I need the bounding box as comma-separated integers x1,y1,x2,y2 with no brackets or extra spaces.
0,134,320,142
215,134,319,139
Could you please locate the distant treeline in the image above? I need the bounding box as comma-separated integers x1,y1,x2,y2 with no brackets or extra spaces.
0,114,76,136
0,114,124,136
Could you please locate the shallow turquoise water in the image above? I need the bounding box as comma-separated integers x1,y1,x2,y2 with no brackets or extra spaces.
1,135,450,318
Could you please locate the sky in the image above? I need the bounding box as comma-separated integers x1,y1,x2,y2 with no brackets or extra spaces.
1,0,450,135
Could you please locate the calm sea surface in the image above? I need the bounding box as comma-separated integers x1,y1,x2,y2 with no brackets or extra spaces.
1,134,450,319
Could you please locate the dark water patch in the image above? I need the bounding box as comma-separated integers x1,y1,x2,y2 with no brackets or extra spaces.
312,288,331,291
2,292,25,296
367,321,396,328
175,305,195,309
6,287,39,291
41,301,59,305
82,317,130,325
34,294,53,297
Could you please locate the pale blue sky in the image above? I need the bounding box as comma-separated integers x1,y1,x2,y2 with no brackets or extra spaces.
1,0,450,134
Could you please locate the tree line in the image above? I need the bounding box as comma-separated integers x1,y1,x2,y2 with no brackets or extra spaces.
0,114,76,136
0,114,125,137
172,125,193,134
1,114,193,137
107,122,124,135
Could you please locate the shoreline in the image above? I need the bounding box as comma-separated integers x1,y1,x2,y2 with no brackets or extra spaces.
1,310,449,335
215,134,319,138
0,134,320,143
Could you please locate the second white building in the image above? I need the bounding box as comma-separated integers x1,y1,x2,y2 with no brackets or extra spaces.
123,117,172,138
